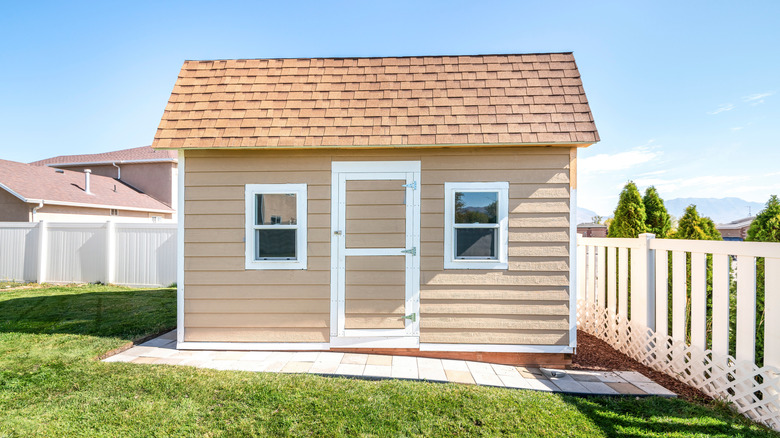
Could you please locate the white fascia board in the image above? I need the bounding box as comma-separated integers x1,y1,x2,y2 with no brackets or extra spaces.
176,150,185,344
177,342,331,351
419,343,573,354
569,187,578,350
46,158,177,167
0,182,30,202
27,199,173,214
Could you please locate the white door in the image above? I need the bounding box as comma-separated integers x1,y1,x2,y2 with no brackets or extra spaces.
330,161,420,348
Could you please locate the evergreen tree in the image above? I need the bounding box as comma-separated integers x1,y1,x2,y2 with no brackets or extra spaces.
746,195,780,242
675,205,722,240
642,186,671,238
608,181,647,238
743,195,779,367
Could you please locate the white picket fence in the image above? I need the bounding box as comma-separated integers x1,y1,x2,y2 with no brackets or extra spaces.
0,221,176,287
577,234,780,430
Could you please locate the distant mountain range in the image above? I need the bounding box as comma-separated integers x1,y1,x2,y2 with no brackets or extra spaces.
578,197,766,226
663,198,764,224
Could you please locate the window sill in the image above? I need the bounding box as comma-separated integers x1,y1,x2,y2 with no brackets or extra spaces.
245,261,307,270
443,260,508,270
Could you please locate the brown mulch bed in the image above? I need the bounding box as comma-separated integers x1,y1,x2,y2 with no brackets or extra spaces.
572,329,712,403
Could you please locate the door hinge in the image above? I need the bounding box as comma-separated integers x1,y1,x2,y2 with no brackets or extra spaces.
401,247,416,256
402,181,417,190
403,313,417,323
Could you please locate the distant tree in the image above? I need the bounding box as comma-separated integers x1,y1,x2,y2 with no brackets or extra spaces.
591,215,604,224
745,195,779,367
642,186,672,238
608,181,647,238
746,195,780,242
675,205,722,240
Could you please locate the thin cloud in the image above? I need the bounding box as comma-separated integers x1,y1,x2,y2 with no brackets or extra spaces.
633,175,749,195
743,92,773,105
579,146,658,173
708,103,735,115
731,126,743,131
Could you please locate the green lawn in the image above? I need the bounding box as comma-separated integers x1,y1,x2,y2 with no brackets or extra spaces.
0,283,777,437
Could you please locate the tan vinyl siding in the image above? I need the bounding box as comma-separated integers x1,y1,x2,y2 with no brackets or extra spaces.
345,180,405,248
183,146,570,345
345,256,406,329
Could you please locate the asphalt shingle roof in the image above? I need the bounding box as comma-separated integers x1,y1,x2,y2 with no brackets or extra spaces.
152,53,599,149
30,146,176,167
0,159,173,212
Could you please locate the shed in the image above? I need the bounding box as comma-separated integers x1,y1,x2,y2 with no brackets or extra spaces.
153,53,599,366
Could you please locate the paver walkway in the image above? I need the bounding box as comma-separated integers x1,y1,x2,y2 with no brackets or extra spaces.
104,330,675,397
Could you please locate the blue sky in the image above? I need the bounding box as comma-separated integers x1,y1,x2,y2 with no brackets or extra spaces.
1,1,777,214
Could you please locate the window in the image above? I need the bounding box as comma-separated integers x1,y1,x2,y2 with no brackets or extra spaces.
444,182,508,269
245,184,307,270
110,209,118,216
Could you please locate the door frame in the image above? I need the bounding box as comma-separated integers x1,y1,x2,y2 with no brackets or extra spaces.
329,161,421,349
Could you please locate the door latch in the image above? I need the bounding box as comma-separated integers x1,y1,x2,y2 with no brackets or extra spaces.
402,181,417,190
403,313,417,323
400,247,416,256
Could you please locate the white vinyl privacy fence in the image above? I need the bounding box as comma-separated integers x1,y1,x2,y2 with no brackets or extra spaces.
577,234,780,431
0,221,176,287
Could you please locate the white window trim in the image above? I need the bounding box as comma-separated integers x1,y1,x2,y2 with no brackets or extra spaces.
444,182,509,270
245,183,307,270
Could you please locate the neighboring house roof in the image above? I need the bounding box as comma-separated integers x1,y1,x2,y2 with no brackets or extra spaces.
30,146,177,167
0,159,173,213
152,53,599,149
577,223,607,228
717,216,755,230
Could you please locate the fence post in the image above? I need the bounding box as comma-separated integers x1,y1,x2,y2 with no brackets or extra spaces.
36,220,48,284
631,233,656,330
105,221,116,284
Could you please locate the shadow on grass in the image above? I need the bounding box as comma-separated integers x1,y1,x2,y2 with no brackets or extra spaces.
0,288,176,340
564,394,776,437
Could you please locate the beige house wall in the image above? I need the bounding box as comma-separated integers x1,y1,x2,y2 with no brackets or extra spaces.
35,205,172,223
0,190,31,221
182,146,571,345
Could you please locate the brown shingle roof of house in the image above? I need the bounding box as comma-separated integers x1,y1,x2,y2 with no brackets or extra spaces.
152,53,599,149
30,146,177,167
0,159,173,212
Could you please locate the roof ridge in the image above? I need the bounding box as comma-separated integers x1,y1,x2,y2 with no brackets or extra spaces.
182,52,575,63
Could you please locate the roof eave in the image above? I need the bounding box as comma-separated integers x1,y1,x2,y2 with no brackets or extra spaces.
152,141,598,151
21,198,173,214
0,182,30,203
44,158,177,167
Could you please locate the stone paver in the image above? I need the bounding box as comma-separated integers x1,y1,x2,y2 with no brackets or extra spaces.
341,353,369,365
363,364,392,378
633,381,676,397
282,361,313,373
445,369,476,384
391,356,418,379
366,355,393,366
466,361,503,387
417,358,447,381
103,330,676,398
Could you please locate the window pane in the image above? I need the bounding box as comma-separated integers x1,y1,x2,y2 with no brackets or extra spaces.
256,193,297,225
455,228,496,258
455,192,498,224
256,229,297,259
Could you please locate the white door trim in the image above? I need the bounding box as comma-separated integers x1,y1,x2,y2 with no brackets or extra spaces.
330,161,421,348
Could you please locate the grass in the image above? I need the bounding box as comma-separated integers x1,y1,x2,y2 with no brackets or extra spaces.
0,283,777,437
